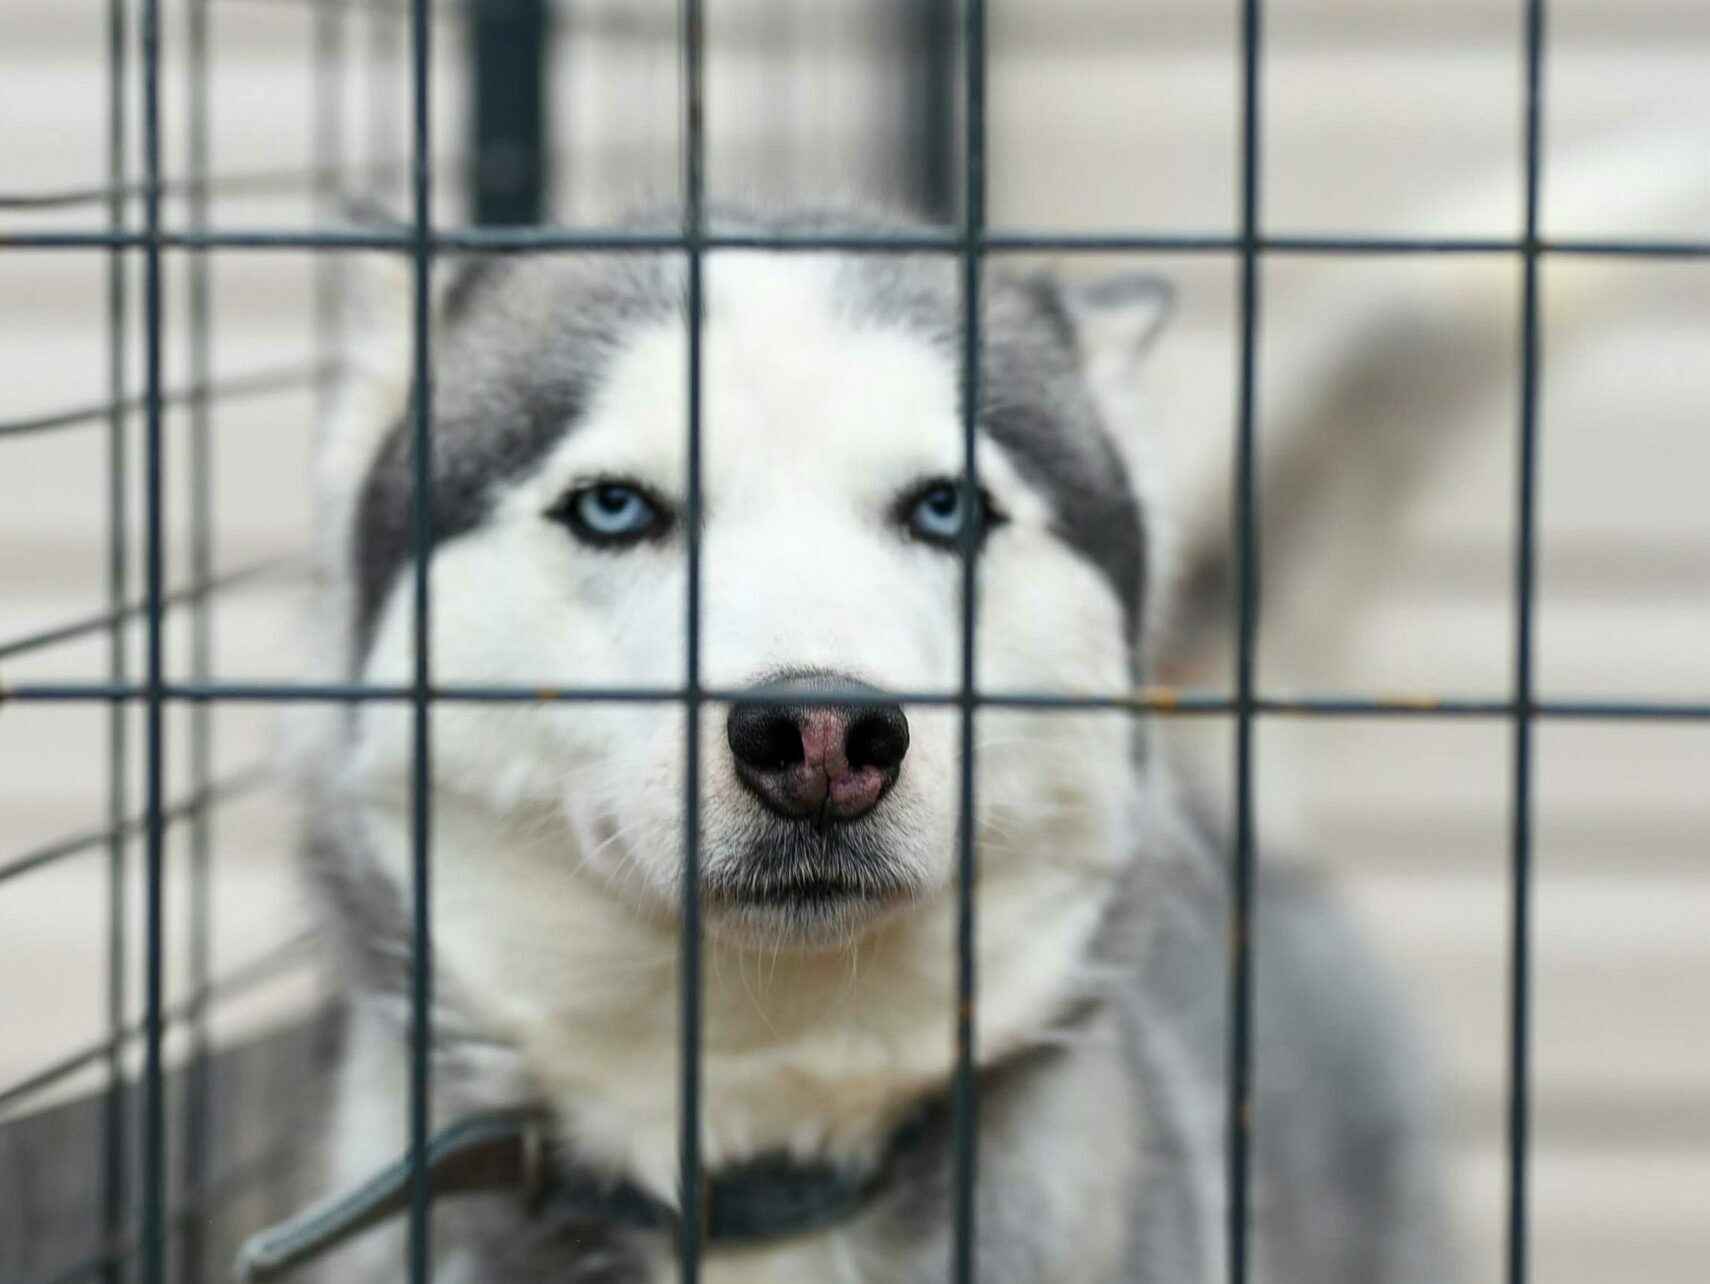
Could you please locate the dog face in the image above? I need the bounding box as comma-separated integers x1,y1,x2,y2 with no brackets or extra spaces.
336,237,1169,954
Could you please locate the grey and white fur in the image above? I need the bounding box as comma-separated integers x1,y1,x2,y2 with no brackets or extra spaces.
293,205,1455,1284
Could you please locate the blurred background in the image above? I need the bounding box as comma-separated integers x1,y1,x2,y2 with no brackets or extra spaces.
1,0,1706,1280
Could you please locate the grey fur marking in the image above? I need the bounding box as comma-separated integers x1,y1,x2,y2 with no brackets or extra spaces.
352,251,678,657
838,253,1149,649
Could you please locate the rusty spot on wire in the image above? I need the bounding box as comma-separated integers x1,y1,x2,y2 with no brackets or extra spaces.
1384,692,1447,712
1138,685,1180,710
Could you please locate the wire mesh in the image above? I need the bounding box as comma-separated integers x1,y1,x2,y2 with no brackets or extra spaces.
952,3,986,1276
1,1,1707,1283
1506,2,1549,1279
137,0,170,1280
1228,0,1262,1274
99,0,131,1277
405,0,436,1276
679,0,707,1275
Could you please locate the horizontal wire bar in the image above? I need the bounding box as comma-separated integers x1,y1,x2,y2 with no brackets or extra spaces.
0,147,509,217
0,361,332,440
0,556,300,664
152,0,1710,52
3,226,1709,258
0,761,270,888
0,931,315,1116
0,163,402,214
4,679,1707,720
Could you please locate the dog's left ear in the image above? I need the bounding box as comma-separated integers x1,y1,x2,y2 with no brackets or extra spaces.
1019,271,1169,461
1050,273,1175,416
1053,275,1176,381
1032,271,1183,482
1038,273,1175,642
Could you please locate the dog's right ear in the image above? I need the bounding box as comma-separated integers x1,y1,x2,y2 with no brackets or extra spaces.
1052,273,1176,427
313,254,411,556
314,242,492,555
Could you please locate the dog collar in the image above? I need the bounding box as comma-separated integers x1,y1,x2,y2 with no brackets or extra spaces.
236,1108,916,1280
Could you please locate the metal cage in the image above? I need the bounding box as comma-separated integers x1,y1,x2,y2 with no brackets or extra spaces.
2,1,1708,1283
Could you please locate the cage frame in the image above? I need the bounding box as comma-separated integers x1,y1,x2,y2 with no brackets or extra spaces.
3,1,1710,1283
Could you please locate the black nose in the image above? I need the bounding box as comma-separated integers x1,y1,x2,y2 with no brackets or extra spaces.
727,678,909,825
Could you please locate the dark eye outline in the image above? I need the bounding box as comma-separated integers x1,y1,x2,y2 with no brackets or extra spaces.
894,477,1007,549
544,479,676,548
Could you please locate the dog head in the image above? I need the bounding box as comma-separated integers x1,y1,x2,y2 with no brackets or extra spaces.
323,215,1172,960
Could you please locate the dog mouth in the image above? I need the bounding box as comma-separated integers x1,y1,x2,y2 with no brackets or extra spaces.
700,820,919,940
729,873,888,907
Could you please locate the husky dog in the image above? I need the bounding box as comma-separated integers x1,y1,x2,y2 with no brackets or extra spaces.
293,208,1451,1284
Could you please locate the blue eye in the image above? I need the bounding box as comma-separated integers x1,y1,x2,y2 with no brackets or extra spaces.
903,480,999,547
549,481,670,546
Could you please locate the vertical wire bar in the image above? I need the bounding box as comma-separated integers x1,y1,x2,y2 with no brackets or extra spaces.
952,0,984,1280
406,0,435,1277
139,0,171,1275
180,0,216,1273
1506,1,1547,1281
99,0,131,1278
1227,0,1264,1280
678,0,706,1277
